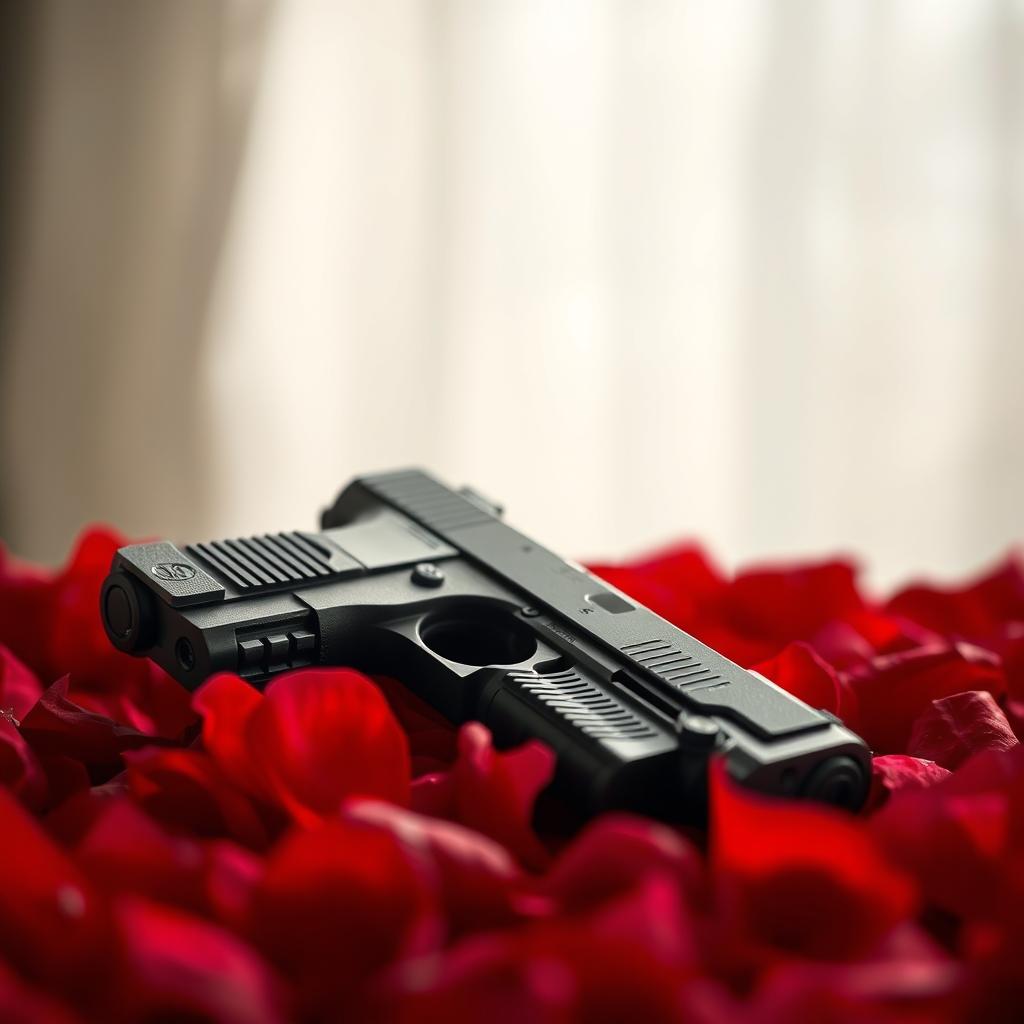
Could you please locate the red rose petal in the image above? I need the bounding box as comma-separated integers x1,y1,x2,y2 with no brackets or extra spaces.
413,723,555,870
710,762,915,960
717,559,866,649
125,747,274,849
866,754,951,812
0,717,46,808
0,644,43,721
752,642,849,719
1004,697,1024,741
46,528,130,685
250,669,411,822
379,882,692,1023
887,556,1024,645
76,798,262,930
193,670,412,826
540,814,704,915
21,676,175,779
372,673,458,772
342,799,535,935
192,673,265,794
248,818,439,1017
844,642,1006,753
870,745,1024,921
747,925,962,1024
908,690,1019,770
0,789,110,999
115,896,285,1024
0,960,83,1024
68,664,196,744
12,521,1024,1017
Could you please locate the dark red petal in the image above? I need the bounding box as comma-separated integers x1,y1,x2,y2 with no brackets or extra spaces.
37,753,92,812
808,608,935,674
0,789,110,997
866,754,951,813
248,669,411,821
1003,629,1024,702
0,718,46,808
747,925,962,1024
192,673,264,793
870,746,1024,921
887,556,1024,644
343,799,535,935
752,642,847,718
248,818,438,1016
1004,697,1024,741
20,676,174,779
717,559,866,648
540,814,704,915
908,690,1018,770
76,798,262,930
68,663,196,743
372,673,458,769
125,747,274,849
0,644,44,721
0,960,84,1024
414,723,555,870
843,642,1006,753
114,896,285,1024
45,528,128,685
710,762,915,960
379,890,692,1023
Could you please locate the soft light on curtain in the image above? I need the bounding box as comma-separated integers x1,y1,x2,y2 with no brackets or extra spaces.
3,0,1022,592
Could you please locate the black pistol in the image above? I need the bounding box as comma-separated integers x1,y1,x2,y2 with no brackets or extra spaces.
100,469,871,821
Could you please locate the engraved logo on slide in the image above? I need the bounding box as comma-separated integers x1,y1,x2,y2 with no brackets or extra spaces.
152,562,197,582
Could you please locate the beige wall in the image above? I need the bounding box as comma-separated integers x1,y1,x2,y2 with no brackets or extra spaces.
3,0,1023,592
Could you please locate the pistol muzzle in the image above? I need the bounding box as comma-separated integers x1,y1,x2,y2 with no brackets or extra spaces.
100,571,156,653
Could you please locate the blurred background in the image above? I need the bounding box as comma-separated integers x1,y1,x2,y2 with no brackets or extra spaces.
1,0,1022,592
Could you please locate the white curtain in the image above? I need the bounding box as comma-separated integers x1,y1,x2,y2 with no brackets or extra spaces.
4,0,1023,591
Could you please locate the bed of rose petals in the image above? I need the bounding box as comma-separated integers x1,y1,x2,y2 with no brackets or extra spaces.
2,529,1024,1022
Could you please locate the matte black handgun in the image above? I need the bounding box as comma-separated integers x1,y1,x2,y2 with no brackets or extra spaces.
100,470,870,821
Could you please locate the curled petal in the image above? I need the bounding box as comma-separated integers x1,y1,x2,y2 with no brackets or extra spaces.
21,676,179,781
250,669,411,821
843,642,1006,753
753,642,847,719
194,670,411,825
866,755,951,813
125,747,274,849
908,691,1018,770
870,746,1024,920
413,723,555,870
